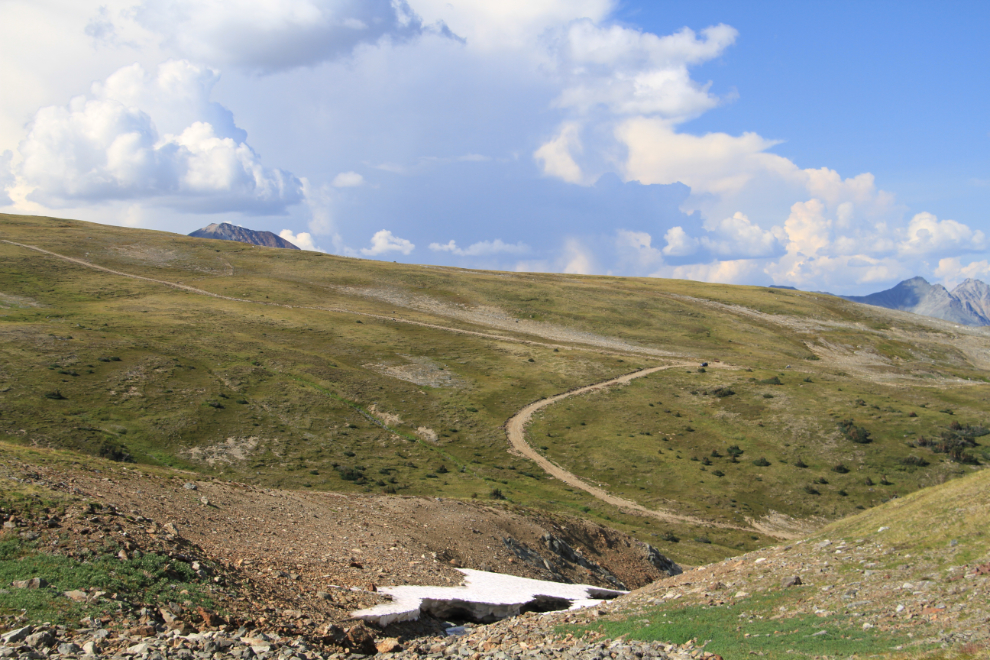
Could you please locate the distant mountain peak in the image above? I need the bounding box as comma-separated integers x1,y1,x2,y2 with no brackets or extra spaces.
844,276,990,326
189,222,299,250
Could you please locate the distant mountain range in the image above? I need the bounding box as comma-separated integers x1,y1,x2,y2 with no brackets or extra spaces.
842,277,990,326
188,223,299,250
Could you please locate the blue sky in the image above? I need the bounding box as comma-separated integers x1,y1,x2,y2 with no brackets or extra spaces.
1,0,987,293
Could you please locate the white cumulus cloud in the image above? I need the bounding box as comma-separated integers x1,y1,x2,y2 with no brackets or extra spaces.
700,212,780,258
615,229,663,273
934,258,990,288
16,60,302,214
408,0,612,51
553,21,737,120
429,239,529,256
360,229,415,256
534,122,585,184
661,226,697,256
659,258,763,285
332,171,365,187
134,0,428,71
898,212,986,256
279,229,323,251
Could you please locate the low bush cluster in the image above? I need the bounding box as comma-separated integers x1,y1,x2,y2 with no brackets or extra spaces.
838,419,872,444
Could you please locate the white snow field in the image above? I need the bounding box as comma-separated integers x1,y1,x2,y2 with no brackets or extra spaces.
351,569,625,627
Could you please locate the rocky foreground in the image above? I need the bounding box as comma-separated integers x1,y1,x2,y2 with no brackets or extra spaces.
0,608,710,660
4,447,990,659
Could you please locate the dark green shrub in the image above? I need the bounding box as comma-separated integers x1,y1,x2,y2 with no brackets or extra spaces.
753,457,771,467
838,419,872,444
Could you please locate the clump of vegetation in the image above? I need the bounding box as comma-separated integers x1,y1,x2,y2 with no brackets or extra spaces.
98,442,133,463
832,463,849,473
661,531,679,543
0,535,217,626
753,457,771,467
757,376,782,385
703,387,734,397
804,485,820,495
915,422,988,463
44,389,66,400
489,488,506,500
335,465,365,483
838,419,872,444
794,458,808,468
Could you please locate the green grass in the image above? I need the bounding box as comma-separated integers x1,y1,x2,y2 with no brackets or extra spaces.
528,366,987,531
559,590,929,660
0,535,218,626
1,212,988,566
819,464,990,564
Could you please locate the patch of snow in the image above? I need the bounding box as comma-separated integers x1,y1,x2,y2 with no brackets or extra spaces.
351,569,624,627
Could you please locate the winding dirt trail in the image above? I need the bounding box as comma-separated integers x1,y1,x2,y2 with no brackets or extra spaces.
504,364,783,536
6,239,797,538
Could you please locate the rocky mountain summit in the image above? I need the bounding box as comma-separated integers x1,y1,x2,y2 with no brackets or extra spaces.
843,276,990,326
188,223,299,250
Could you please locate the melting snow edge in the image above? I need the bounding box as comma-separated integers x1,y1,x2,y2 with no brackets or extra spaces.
351,569,625,627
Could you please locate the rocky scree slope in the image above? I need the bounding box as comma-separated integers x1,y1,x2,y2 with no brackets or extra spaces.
0,445,680,655
3,449,990,658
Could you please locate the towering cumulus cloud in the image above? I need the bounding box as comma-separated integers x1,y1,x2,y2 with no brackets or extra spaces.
17,60,302,214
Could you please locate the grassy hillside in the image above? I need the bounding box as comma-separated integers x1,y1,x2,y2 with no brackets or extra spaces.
1,212,989,565
564,468,990,659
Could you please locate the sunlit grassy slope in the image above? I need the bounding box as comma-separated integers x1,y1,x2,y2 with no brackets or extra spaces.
1,213,988,565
